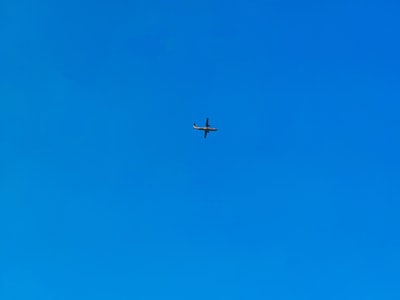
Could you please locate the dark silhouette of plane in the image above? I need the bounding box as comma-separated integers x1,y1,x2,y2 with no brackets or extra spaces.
193,118,217,138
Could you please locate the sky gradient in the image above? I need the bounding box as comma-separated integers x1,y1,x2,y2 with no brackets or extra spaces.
1,0,400,299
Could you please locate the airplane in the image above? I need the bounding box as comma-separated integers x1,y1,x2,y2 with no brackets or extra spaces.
193,117,217,138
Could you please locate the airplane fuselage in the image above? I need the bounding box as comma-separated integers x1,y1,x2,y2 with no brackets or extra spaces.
193,125,217,132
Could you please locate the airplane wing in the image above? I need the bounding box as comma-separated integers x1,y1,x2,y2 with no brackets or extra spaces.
205,117,209,127
204,131,208,138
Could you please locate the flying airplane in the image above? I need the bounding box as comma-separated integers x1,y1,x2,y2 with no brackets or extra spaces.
193,117,217,138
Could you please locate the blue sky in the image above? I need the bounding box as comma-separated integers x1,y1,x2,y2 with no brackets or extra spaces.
1,0,400,299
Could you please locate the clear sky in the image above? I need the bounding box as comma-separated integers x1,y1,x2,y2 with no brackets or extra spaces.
1,0,400,299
